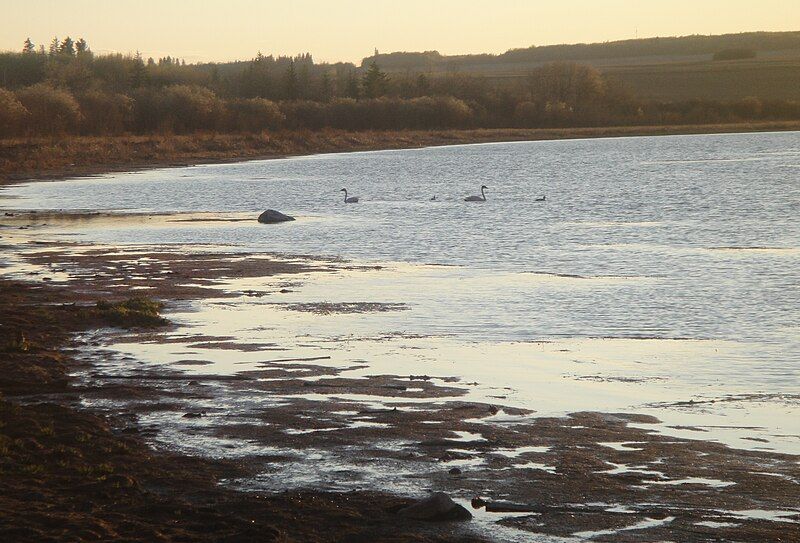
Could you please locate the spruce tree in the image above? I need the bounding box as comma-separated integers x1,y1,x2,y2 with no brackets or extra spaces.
23,38,35,54
284,60,298,100
131,51,147,88
415,73,430,96
320,72,333,102
345,70,360,99
361,61,388,99
60,36,75,56
76,38,89,56
298,63,310,99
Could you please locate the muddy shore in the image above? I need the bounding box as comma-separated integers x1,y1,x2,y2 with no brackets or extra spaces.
3,122,800,186
2,144,800,541
0,250,489,542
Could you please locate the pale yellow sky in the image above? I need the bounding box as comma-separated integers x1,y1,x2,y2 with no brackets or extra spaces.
2,0,799,64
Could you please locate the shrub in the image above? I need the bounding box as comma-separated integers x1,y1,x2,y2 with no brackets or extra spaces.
15,83,81,135
730,96,763,119
77,90,133,134
225,97,284,132
514,101,540,127
0,88,29,137
160,85,224,133
415,96,474,128
280,100,327,130
713,48,756,61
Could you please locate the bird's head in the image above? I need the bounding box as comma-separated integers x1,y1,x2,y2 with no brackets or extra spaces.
340,188,346,192
481,185,488,190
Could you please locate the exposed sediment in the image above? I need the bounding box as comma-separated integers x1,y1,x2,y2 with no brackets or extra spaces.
2,214,799,541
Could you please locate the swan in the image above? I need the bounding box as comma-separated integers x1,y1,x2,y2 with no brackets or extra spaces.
464,185,488,202
430,195,437,201
535,195,546,202
341,188,359,203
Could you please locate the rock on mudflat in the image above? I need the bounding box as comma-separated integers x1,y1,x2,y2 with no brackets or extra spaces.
257,210,295,224
397,493,472,522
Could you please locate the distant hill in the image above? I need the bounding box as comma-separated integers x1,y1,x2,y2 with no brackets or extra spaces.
359,31,800,102
361,31,800,70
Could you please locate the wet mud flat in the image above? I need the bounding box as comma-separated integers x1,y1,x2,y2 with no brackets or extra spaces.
1,214,800,542
0,269,486,541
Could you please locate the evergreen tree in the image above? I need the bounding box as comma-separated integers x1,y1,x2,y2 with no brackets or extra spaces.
319,72,333,102
60,36,75,56
75,38,90,56
345,70,360,99
23,38,35,54
48,37,60,56
131,51,147,88
361,61,388,98
284,60,298,100
415,73,430,96
298,63,310,99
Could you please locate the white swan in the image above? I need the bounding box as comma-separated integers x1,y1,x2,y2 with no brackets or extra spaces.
464,185,487,202
341,188,359,203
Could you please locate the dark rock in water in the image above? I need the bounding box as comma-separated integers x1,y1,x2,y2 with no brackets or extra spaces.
471,496,487,509
397,493,472,522
182,412,205,418
485,501,542,513
448,467,462,475
257,210,295,224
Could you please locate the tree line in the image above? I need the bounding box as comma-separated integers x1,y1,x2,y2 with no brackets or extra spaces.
1,36,799,138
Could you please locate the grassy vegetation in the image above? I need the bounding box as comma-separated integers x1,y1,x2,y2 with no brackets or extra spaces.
4,122,800,183
93,298,168,328
2,331,30,353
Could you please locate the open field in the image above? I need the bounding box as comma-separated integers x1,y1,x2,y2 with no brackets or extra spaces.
389,55,800,102
595,57,800,101
365,32,800,101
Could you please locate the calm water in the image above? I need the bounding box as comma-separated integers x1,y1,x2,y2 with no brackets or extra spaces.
6,132,799,352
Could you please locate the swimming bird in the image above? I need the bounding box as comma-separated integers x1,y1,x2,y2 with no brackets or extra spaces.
535,195,546,202
430,195,437,201
341,188,359,203
464,185,488,202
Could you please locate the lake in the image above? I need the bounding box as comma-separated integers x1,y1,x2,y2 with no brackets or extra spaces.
3,131,800,454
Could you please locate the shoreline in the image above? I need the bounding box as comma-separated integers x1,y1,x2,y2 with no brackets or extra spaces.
2,134,800,541
2,121,800,186
0,278,486,542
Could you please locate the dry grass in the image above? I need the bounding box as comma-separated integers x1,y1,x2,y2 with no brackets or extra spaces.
3,123,800,183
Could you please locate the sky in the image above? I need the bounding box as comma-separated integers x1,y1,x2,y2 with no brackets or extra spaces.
2,0,799,64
